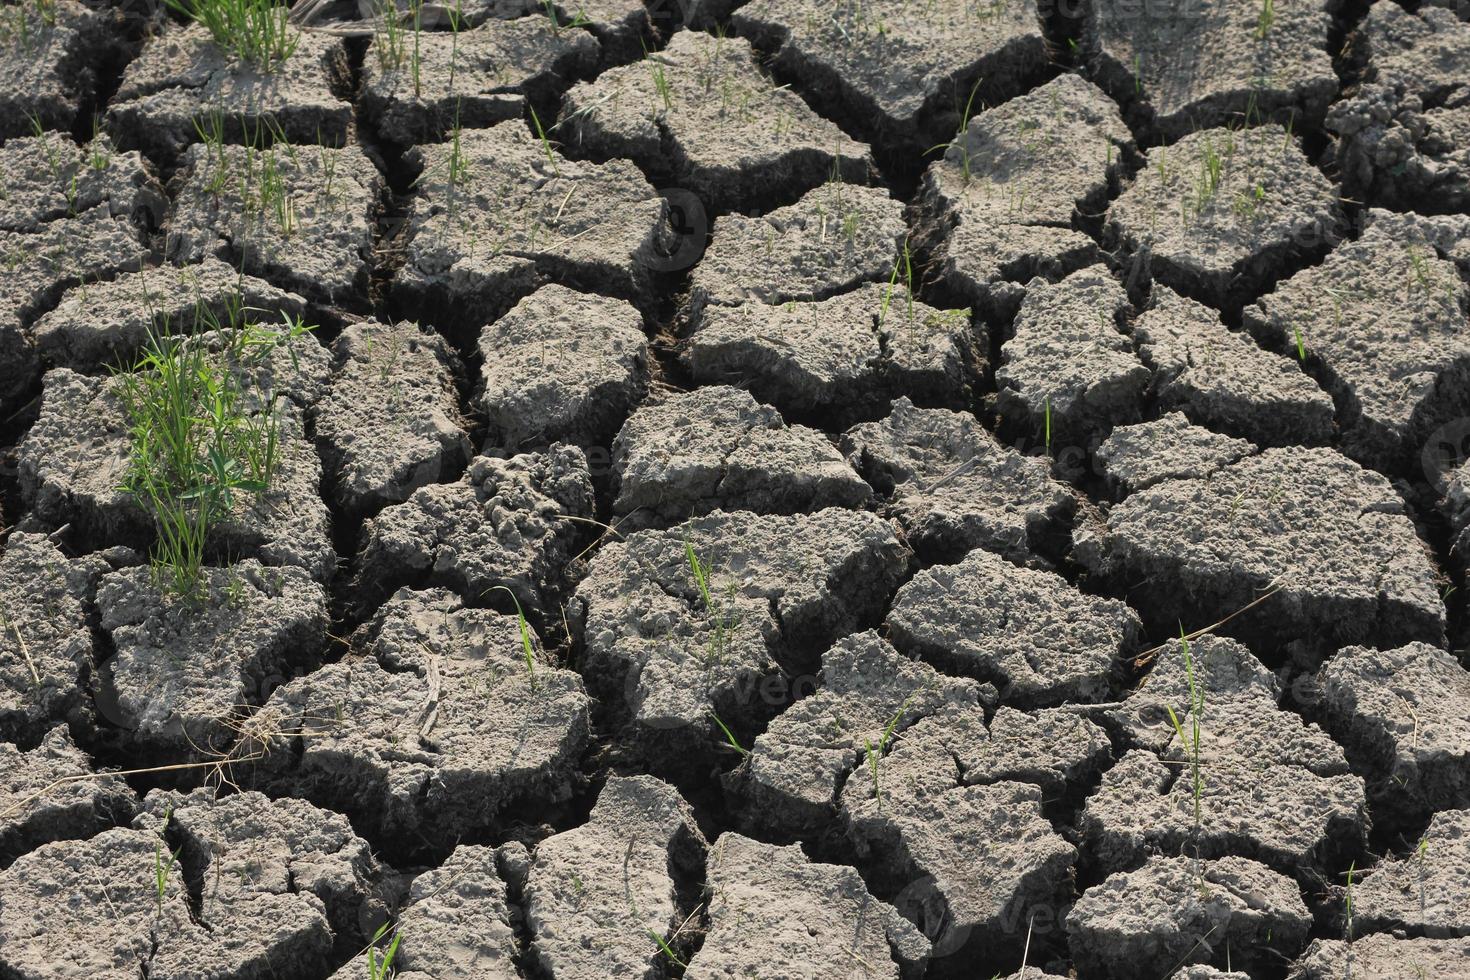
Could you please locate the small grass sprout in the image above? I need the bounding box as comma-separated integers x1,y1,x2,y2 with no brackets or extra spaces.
528,104,559,175
1164,628,1205,873
709,710,748,757
487,585,539,691
684,539,740,665
1255,0,1275,39
649,928,687,969
366,922,403,980
864,696,913,812
165,0,298,71
153,805,182,919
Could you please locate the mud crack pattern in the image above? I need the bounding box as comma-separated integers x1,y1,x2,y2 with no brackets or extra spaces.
1,0,1469,977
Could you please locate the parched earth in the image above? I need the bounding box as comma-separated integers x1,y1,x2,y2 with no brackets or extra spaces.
1,0,1469,978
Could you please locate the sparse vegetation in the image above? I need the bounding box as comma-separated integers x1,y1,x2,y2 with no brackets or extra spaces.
365,922,403,980
864,696,912,812
165,0,298,71
1165,630,1206,876
487,585,540,691
152,805,181,919
684,539,741,665
115,293,314,600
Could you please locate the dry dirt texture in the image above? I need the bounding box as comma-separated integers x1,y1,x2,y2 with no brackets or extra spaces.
1,1,1469,978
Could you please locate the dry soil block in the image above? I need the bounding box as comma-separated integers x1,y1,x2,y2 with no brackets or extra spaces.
1243,215,1470,473
0,827,197,978
572,508,909,764
1083,636,1368,876
559,30,873,213
887,546,1140,706
360,16,599,144
477,285,648,450
917,74,1131,316
1073,446,1446,653
686,283,976,427
315,319,470,518
137,787,382,943
32,259,309,372
1354,808,1470,938
1067,855,1312,980
1095,413,1256,497
0,0,127,138
0,727,135,864
397,120,671,325
1132,284,1336,447
108,24,352,161
97,561,329,756
389,845,519,979
839,703,1084,961
842,397,1075,564
19,365,335,581
0,787,381,980
0,204,151,412
611,385,870,528
733,0,1049,158
1329,3,1470,212
687,181,905,314
353,445,594,621
0,133,161,235
730,630,982,839
1107,125,1341,308
994,267,1149,447
0,533,113,745
686,833,929,980
1288,935,1470,978
167,140,382,309
1087,0,1337,139
523,775,706,978
250,588,590,847
1316,641,1470,821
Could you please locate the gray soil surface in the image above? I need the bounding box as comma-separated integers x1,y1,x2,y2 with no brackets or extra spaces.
842,397,1075,564
360,16,599,145
477,284,648,450
1316,641,1470,821
248,587,590,846
1067,855,1312,979
559,30,873,213
315,319,471,517
1131,284,1337,447
7,5,1470,978
1329,3,1470,213
166,139,382,308
396,119,672,323
1243,213,1470,472
353,445,594,620
32,259,309,371
1107,124,1341,308
887,545,1140,706
685,283,977,426
0,0,127,138
611,384,870,527
1087,0,1338,140
916,73,1132,316
688,832,929,979
686,180,905,313
107,23,352,161
732,0,1049,159
1074,446,1446,653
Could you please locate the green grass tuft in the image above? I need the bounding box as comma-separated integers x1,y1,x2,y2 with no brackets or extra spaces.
166,0,298,70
